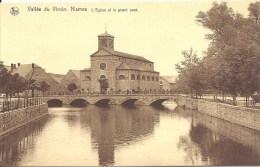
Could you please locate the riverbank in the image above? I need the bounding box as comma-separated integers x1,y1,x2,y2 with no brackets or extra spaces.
177,95,260,131
0,103,48,136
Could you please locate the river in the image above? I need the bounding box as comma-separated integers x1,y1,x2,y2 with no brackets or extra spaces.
0,103,260,166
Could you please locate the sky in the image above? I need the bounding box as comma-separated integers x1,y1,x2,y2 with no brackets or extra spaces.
0,0,257,76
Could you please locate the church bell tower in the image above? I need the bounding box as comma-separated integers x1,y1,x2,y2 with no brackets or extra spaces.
98,31,114,50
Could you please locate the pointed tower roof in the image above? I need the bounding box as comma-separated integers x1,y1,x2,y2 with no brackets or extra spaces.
98,31,114,38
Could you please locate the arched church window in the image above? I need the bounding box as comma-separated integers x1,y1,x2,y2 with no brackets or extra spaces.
100,75,106,80
137,75,140,80
131,74,135,80
152,76,155,81
147,76,150,81
142,75,146,80
85,76,91,81
119,75,125,80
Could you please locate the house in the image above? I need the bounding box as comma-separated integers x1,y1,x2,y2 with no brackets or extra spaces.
11,63,66,96
61,69,81,92
48,73,64,84
159,76,177,92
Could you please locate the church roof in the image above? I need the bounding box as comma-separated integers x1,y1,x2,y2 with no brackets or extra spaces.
91,48,152,63
116,62,159,73
115,51,152,63
98,31,114,38
117,62,130,70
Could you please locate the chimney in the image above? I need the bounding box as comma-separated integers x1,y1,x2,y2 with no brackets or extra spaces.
18,63,20,66
32,63,34,69
11,63,13,72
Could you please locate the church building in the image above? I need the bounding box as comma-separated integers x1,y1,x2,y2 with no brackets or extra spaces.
80,32,160,93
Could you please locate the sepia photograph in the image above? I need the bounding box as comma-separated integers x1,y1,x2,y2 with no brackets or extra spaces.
0,0,260,166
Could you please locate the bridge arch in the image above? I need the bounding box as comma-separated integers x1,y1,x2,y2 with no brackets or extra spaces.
47,99,63,107
70,99,89,107
95,98,111,106
121,99,138,106
150,99,168,106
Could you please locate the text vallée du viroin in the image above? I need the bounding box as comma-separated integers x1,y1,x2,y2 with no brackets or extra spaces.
27,6,138,12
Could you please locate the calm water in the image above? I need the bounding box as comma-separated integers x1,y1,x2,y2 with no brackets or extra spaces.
1,103,260,166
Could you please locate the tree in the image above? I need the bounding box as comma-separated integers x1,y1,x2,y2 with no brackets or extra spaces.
248,2,260,23
195,2,260,105
9,73,27,95
175,48,204,98
38,81,50,95
0,61,10,94
0,63,27,99
27,79,39,97
100,80,109,94
67,83,77,92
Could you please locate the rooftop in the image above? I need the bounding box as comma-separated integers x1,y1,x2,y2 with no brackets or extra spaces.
71,70,81,79
160,76,177,84
98,31,114,38
92,47,152,63
12,64,40,78
48,73,64,84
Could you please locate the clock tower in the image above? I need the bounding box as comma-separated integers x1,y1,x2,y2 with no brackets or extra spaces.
98,31,114,50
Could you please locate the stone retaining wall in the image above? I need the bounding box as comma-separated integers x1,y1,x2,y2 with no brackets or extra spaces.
198,100,260,131
177,96,260,131
0,104,48,136
177,95,198,110
197,112,260,154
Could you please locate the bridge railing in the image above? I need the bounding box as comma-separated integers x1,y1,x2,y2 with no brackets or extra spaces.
40,90,177,97
0,97,44,113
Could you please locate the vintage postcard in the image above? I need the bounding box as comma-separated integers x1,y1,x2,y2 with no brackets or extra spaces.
0,0,260,166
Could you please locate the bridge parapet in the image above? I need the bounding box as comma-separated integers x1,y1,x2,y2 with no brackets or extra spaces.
42,94,178,106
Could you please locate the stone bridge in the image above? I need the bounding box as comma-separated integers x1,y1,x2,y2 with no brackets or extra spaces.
43,94,178,106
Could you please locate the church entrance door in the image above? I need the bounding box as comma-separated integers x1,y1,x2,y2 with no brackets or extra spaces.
99,78,109,94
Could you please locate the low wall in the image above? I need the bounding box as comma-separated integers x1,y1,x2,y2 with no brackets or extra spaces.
197,112,260,155
176,95,260,131
198,100,260,131
0,103,48,136
177,95,198,110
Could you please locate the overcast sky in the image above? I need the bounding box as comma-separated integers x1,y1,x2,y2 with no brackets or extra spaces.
0,0,256,75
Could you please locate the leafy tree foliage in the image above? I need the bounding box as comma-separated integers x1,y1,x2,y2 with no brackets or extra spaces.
175,48,204,98
38,81,50,93
27,79,39,97
0,62,27,99
100,80,109,94
67,83,77,92
248,2,260,23
0,61,10,93
176,2,260,105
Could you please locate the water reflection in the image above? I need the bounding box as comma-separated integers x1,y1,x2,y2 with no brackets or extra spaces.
176,107,260,166
0,116,49,166
0,105,260,166
80,105,160,165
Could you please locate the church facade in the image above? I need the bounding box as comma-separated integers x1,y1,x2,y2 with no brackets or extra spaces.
80,32,160,93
